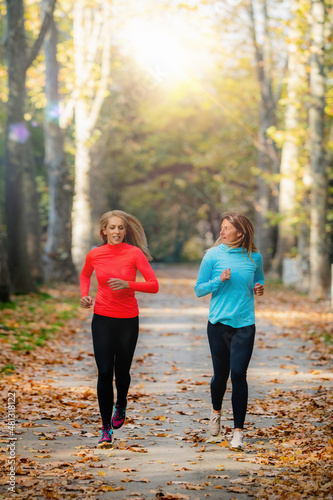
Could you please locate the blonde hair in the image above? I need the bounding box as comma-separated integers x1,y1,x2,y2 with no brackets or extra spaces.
211,213,258,260
99,210,153,261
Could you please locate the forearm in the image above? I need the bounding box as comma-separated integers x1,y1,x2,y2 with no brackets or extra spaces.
80,275,91,297
134,254,159,294
195,276,222,297
80,254,94,297
128,280,159,293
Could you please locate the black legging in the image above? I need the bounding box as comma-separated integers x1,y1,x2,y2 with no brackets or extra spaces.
207,321,255,429
91,313,139,427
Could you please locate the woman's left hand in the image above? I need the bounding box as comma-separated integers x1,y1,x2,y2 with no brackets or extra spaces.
253,283,264,296
107,278,129,290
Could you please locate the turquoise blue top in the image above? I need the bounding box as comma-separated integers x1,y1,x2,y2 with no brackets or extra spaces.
195,243,265,328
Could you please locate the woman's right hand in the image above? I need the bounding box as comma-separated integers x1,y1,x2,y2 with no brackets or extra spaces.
80,296,93,308
220,268,231,282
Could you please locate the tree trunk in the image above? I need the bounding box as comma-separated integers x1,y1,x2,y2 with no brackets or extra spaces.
71,0,112,270
72,129,93,268
273,0,307,276
309,0,330,297
4,0,56,292
43,14,77,282
255,121,278,271
0,205,11,302
248,0,279,270
5,0,37,292
22,140,44,282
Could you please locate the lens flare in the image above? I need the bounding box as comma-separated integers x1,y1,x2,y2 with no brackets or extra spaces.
9,123,30,144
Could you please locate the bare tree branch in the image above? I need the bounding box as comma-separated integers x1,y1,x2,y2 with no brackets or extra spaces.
87,13,112,132
25,0,57,71
274,57,288,106
247,0,264,84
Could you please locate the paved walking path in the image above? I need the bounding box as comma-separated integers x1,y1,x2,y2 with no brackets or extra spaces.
8,264,332,499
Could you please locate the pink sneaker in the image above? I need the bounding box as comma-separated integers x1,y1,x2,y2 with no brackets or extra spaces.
98,424,113,445
112,403,127,429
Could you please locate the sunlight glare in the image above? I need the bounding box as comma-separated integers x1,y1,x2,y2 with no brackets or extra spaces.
123,21,189,82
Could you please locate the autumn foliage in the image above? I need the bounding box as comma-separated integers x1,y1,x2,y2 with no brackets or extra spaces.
0,276,332,498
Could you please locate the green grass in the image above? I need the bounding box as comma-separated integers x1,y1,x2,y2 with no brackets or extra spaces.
1,364,15,374
308,330,333,345
0,301,17,311
323,333,333,345
0,288,79,370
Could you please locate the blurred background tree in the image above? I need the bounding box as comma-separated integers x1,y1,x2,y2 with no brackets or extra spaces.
42,0,76,282
2,0,56,293
0,0,332,298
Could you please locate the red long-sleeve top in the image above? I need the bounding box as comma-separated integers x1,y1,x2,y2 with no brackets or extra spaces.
80,242,159,318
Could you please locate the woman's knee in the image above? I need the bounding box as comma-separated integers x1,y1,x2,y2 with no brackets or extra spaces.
231,369,247,384
211,373,228,389
98,368,113,381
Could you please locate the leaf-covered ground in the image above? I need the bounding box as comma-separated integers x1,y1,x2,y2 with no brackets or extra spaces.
0,265,332,499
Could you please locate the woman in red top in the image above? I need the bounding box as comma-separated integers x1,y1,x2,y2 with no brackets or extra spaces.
80,210,159,446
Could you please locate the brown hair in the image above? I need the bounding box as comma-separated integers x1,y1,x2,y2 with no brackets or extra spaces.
99,210,153,261
211,212,258,260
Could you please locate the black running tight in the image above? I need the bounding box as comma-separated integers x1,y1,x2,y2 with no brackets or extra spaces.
207,321,255,429
91,313,139,427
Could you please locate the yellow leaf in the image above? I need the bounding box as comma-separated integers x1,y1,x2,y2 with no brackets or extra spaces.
217,440,229,448
100,485,115,492
98,471,107,476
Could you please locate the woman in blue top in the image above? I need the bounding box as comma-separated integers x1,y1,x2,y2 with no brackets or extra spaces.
195,213,264,450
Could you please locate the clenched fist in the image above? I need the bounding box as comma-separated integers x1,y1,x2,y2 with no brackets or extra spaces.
220,268,231,282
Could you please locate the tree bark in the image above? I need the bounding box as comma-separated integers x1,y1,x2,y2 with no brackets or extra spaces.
23,140,44,282
0,204,11,302
72,0,112,270
273,0,307,275
4,0,56,292
248,0,279,271
72,129,92,268
5,0,36,292
43,14,77,282
309,0,330,297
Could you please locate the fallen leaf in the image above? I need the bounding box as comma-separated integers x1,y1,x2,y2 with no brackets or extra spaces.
207,475,230,479
126,446,148,453
217,439,229,448
227,486,248,493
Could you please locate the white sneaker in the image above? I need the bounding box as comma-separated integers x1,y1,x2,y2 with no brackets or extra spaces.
209,409,221,436
230,429,244,450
